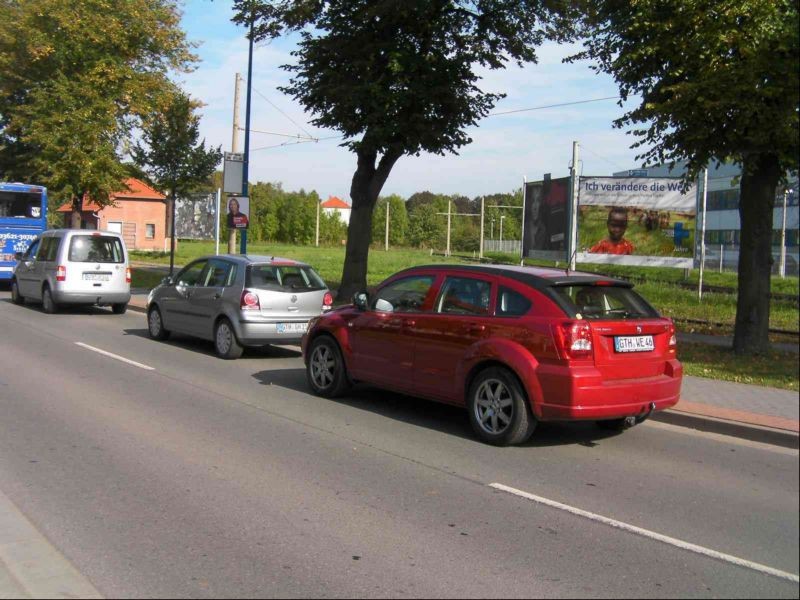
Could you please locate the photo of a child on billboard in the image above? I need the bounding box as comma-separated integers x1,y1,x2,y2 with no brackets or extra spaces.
577,177,696,267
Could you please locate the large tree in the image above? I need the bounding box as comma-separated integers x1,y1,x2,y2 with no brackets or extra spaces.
0,0,195,222
573,0,799,355
232,0,575,298
133,92,222,274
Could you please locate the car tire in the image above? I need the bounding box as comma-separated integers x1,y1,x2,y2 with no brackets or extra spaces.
306,335,350,398
214,317,243,359
467,366,536,446
42,286,58,314
11,280,24,305
147,306,171,341
112,303,128,315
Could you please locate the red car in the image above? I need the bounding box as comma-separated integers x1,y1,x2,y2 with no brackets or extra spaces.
302,265,681,446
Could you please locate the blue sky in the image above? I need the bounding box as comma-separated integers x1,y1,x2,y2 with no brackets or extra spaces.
178,1,645,201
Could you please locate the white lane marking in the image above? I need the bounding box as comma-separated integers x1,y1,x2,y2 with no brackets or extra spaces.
489,482,799,584
75,342,155,371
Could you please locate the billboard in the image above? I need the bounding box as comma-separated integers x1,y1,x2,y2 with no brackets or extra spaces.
576,177,696,268
175,192,218,240
522,176,570,261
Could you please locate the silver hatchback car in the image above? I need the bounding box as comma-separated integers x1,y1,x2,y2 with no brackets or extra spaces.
146,255,332,359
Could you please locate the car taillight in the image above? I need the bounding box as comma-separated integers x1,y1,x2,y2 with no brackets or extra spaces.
125,267,131,284
240,290,260,311
56,265,66,282
553,320,593,360
668,321,677,351
323,291,333,309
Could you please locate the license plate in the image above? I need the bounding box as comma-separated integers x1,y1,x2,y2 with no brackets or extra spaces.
276,322,307,334
83,272,110,281
614,335,655,353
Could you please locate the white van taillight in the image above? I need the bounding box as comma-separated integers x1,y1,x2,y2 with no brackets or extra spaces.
323,291,333,310
553,321,593,360
56,265,66,282
125,267,131,284
240,290,260,311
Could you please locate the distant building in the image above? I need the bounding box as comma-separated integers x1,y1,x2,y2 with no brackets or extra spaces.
614,161,799,274
321,196,351,225
57,178,167,251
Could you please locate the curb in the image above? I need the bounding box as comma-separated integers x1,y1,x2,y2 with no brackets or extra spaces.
653,410,800,449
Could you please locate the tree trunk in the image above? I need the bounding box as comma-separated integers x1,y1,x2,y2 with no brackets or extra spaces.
338,143,402,300
69,194,82,229
733,153,780,355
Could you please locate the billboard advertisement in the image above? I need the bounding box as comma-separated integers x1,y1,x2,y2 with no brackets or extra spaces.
522,176,570,261
226,195,249,229
576,177,697,268
175,192,218,240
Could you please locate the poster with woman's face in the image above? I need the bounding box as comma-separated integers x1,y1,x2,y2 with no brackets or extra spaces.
227,195,249,229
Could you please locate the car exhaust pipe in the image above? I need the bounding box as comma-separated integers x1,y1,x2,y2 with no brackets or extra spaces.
635,402,657,425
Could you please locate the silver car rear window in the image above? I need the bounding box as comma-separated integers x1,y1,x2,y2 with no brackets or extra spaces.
68,235,124,263
246,264,326,291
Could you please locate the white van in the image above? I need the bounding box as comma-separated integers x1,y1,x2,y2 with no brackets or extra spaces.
11,229,131,314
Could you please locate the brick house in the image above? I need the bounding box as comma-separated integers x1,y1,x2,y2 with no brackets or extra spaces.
56,178,167,251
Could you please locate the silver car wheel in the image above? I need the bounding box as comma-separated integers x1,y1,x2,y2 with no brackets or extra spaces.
474,378,514,435
148,309,162,336
216,321,233,354
310,344,336,390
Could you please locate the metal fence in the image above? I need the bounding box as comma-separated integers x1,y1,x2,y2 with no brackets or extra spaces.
701,244,799,276
483,239,521,255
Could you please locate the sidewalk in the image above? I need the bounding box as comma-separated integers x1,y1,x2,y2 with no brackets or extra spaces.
127,292,799,449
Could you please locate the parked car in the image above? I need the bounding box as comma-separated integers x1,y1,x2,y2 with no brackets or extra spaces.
302,264,682,446
11,229,131,314
146,255,333,359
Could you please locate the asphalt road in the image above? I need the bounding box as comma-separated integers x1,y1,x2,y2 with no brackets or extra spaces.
0,292,798,598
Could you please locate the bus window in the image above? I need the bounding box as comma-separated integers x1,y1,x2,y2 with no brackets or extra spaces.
0,191,41,218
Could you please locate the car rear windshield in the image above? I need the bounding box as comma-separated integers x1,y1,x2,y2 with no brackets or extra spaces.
68,235,124,263
246,264,326,291
549,284,659,320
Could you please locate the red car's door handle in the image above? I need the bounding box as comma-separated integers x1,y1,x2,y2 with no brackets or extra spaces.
468,324,485,334
404,319,416,327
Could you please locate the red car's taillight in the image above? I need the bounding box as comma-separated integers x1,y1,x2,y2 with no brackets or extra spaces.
323,291,333,309
553,320,593,360
668,320,677,351
240,290,260,311
125,267,131,284
56,265,66,282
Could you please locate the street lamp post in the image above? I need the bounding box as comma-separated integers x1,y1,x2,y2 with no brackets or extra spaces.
499,216,506,246
240,10,255,254
490,218,495,240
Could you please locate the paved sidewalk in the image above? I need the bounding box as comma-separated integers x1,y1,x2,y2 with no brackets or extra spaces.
127,292,799,448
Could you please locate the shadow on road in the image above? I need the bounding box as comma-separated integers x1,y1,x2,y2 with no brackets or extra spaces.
123,328,302,360
251,368,622,447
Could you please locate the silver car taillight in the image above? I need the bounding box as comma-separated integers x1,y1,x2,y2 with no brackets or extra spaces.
240,290,260,311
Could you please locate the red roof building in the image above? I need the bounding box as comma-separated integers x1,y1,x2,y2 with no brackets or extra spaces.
57,178,168,251
321,196,351,224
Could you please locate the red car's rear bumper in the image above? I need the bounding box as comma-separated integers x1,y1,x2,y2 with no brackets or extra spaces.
533,360,682,421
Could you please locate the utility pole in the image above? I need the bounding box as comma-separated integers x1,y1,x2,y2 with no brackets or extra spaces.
315,199,320,247
479,196,485,259
500,215,506,245
779,188,790,278
446,200,452,256
698,169,708,301
241,18,254,256
569,141,580,271
384,199,390,251
228,72,242,254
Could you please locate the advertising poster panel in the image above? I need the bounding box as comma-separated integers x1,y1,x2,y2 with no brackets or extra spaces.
175,192,217,240
226,195,249,229
577,177,696,268
522,176,570,261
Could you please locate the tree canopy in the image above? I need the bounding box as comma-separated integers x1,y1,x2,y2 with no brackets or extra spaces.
0,0,196,211
232,0,576,296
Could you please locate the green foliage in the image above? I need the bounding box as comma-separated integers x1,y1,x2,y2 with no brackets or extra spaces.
573,0,799,179
132,92,222,199
0,0,196,208
371,194,408,246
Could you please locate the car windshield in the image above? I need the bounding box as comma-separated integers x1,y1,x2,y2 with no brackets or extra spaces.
68,235,124,263
246,264,326,291
550,284,658,320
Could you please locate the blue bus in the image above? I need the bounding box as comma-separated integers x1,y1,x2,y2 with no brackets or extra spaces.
0,182,48,281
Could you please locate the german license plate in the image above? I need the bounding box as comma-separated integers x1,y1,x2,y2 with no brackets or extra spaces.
83,272,110,281
614,335,654,353
276,322,307,334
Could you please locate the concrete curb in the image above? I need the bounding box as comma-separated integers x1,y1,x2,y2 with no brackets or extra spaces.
653,410,799,449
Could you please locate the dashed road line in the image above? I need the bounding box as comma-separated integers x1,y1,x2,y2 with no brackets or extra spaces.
75,342,155,371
